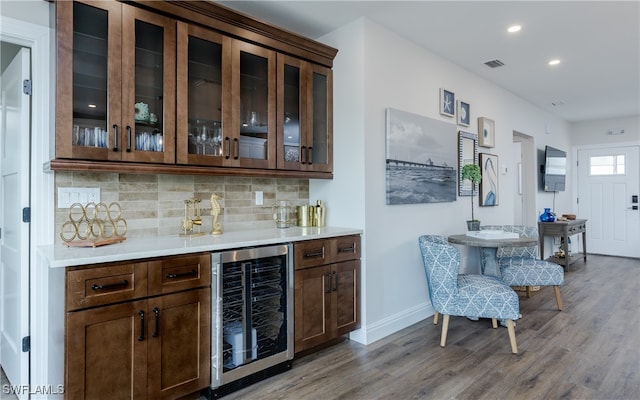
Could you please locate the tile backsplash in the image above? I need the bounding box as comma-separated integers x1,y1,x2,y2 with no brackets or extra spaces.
54,172,309,244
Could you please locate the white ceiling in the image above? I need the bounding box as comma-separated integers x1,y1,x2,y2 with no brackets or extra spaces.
218,0,640,123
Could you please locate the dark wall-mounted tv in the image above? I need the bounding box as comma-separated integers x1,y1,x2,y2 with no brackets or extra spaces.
543,145,567,192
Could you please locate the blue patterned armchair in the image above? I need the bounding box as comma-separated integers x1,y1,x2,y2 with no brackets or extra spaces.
418,235,520,354
481,225,564,310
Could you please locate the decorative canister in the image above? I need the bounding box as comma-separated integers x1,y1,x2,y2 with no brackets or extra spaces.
539,208,555,222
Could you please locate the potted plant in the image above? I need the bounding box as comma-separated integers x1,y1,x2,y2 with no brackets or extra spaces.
461,163,482,231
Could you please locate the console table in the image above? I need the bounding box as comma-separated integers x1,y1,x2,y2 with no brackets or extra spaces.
538,219,587,270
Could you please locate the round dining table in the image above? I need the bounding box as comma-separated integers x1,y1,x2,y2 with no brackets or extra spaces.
447,233,538,278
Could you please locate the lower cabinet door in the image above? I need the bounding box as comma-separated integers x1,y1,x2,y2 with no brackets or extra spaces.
65,300,148,400
147,288,211,399
294,265,332,352
335,260,361,335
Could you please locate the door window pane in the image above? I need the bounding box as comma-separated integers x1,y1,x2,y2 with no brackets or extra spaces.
311,72,327,164
590,155,626,175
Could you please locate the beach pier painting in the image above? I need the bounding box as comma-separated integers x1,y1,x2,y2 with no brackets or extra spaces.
385,108,457,205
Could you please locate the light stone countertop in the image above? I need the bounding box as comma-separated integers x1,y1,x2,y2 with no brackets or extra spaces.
40,226,363,268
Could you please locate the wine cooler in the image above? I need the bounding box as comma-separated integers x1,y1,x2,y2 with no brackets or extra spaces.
210,244,293,397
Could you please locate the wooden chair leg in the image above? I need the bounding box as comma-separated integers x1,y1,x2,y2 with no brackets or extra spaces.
526,286,531,298
433,311,439,325
491,318,498,329
554,286,563,311
440,314,450,347
506,319,518,354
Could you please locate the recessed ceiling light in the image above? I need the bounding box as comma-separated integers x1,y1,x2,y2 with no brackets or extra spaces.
548,59,561,66
507,25,521,33
88,104,97,108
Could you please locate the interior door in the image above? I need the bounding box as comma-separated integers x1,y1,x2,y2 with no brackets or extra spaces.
0,47,31,399
577,145,640,257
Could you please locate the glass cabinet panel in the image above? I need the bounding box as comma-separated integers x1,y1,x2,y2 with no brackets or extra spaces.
72,2,109,149
283,64,301,163
133,20,165,153
308,65,332,172
187,36,223,157
239,51,269,161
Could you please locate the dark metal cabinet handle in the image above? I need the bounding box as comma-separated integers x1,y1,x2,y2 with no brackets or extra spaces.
225,137,231,159
324,273,332,294
307,147,313,165
126,126,132,152
166,269,197,279
304,247,325,259
112,124,119,151
152,307,160,338
91,279,128,291
332,271,338,292
300,146,307,164
338,244,356,253
138,310,145,341
233,138,239,159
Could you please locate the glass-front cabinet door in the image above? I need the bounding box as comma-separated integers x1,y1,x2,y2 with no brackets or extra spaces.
55,0,175,164
176,22,229,166
56,0,122,161
276,56,332,173
230,40,276,169
277,55,306,170
306,64,333,173
121,6,175,164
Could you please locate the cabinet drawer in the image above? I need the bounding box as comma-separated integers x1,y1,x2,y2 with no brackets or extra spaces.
332,235,361,263
148,253,211,295
294,239,330,270
66,262,148,311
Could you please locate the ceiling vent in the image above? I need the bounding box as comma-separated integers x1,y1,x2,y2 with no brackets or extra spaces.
484,59,505,68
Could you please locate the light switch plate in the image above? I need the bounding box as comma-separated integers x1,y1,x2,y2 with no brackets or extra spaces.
58,187,100,208
255,191,263,206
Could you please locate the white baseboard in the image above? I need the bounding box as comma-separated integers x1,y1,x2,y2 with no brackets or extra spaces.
349,302,434,345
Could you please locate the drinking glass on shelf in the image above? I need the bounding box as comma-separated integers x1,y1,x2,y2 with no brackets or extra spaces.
84,128,93,147
72,125,80,146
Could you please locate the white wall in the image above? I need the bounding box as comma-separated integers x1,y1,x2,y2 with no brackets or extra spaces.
570,116,640,146
314,18,576,344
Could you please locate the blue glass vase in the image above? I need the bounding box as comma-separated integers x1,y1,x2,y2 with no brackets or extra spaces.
539,208,555,222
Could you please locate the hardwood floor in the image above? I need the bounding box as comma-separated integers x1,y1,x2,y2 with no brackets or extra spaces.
223,254,639,400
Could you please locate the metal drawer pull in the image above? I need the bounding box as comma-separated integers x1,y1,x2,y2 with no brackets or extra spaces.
166,269,197,279
225,137,231,159
91,279,128,291
152,307,160,338
304,247,325,259
138,310,145,342
338,245,355,253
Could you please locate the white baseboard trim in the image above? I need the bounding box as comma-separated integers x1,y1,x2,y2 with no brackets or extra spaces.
349,302,434,345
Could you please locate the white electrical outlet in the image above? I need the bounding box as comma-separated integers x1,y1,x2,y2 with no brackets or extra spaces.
255,191,263,206
58,187,101,208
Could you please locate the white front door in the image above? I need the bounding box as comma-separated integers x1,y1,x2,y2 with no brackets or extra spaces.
0,47,31,399
577,145,640,258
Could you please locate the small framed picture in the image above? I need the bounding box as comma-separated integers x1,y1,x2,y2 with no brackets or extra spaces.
480,152,499,206
457,100,470,126
478,117,495,148
440,88,455,117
